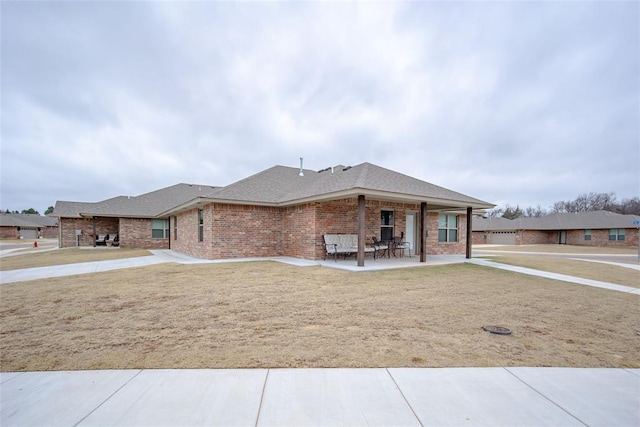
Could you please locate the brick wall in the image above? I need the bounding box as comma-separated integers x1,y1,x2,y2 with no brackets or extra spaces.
60,218,98,247
171,199,472,260
283,203,317,259
118,218,168,249
59,217,120,247
210,204,284,258
473,228,639,247
170,208,212,259
567,228,639,247
0,227,20,239
426,212,468,255
312,199,425,259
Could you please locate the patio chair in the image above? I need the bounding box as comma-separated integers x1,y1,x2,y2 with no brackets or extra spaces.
106,234,117,246
112,234,119,247
393,232,411,257
95,234,107,246
371,236,389,259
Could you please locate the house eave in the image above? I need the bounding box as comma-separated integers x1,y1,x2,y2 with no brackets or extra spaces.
159,189,494,215
277,188,495,210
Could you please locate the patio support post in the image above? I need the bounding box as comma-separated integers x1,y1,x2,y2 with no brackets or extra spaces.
420,202,427,262
466,207,472,259
92,217,96,247
357,194,365,267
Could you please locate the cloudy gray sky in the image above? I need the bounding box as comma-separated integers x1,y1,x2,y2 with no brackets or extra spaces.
2,1,638,214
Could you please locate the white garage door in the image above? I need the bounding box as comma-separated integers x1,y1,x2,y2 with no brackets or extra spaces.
490,231,516,245
20,228,37,239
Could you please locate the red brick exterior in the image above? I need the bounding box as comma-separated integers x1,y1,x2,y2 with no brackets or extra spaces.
0,226,58,239
473,228,639,247
57,199,476,258
59,217,117,247
171,198,470,260
58,217,168,249
119,218,169,249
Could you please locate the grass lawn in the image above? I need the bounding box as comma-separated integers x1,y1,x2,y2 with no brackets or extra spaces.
1,261,638,372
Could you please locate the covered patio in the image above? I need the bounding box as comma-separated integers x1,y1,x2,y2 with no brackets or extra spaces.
316,253,469,272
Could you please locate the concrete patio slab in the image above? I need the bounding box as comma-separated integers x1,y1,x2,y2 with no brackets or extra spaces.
316,255,466,271
78,369,267,426
507,367,640,427
257,368,421,426
0,370,140,426
388,367,583,426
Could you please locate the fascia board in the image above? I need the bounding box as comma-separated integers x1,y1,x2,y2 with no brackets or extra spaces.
277,188,495,209
159,190,494,214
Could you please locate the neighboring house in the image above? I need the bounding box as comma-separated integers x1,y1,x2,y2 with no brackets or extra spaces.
472,210,640,247
54,162,494,264
0,214,58,239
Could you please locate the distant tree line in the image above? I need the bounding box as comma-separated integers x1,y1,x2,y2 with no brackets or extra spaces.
487,192,640,219
1,206,55,215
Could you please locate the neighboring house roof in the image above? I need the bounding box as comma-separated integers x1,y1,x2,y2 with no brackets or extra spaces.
54,183,217,218
0,214,58,228
163,162,494,215
473,211,640,232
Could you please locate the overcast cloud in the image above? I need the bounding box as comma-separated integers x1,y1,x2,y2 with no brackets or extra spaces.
2,1,638,213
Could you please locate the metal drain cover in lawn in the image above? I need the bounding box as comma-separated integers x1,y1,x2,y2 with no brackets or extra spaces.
482,325,512,335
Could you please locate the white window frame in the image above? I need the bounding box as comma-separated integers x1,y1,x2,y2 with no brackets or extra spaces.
151,219,169,239
438,214,458,243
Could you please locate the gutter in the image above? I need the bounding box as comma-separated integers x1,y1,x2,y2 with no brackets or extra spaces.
158,190,495,217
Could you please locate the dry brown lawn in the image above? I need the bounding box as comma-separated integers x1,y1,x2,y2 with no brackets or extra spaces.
486,256,639,288
0,248,151,271
1,262,638,372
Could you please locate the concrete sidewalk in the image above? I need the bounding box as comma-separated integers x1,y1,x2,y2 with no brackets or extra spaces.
2,368,638,426
468,258,640,294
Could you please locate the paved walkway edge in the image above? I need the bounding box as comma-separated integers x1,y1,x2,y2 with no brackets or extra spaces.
1,368,638,426
468,259,639,294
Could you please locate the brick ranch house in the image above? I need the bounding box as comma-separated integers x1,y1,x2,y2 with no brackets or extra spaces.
472,210,640,247
0,214,58,239
54,162,494,265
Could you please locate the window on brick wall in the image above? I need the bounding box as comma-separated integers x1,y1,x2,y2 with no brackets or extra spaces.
609,229,625,241
584,229,591,240
380,210,394,241
198,209,204,242
152,219,169,238
438,214,458,242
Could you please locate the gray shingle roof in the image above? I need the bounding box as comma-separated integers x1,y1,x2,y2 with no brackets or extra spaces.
473,211,640,231
204,162,494,209
54,184,217,218
54,162,494,219
0,214,58,227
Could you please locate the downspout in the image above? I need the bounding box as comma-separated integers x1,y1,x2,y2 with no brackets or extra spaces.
92,217,96,247
466,207,472,259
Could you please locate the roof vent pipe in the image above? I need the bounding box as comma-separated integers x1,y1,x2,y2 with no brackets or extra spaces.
299,157,304,176
331,166,334,174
